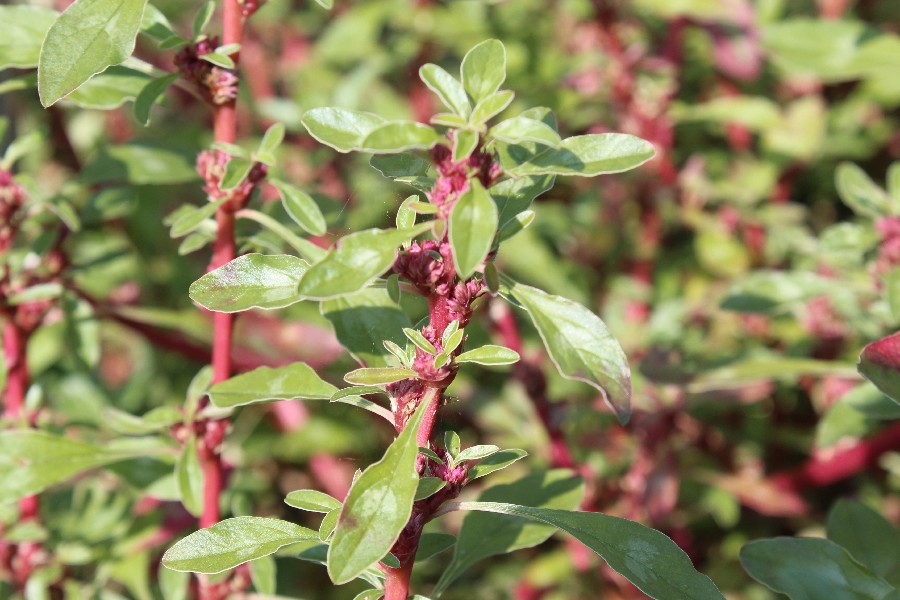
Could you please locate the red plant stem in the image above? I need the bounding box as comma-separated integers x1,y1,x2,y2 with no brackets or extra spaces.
770,420,900,492
195,5,246,599
384,559,415,600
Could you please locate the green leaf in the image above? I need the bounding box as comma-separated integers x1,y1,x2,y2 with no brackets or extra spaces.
321,288,412,368
443,329,464,355
102,405,182,435
344,367,417,386
449,180,498,279
858,332,900,405
506,134,655,177
470,90,515,126
285,489,342,514
455,345,519,366
444,431,461,457
200,52,234,69
396,195,418,230
301,107,386,153
272,179,327,236
319,509,340,541
359,122,443,154
0,5,57,69
827,500,900,582
455,445,499,463
259,122,286,156
221,157,252,190
0,430,125,502
419,446,443,464
370,154,431,180
453,130,480,162
189,254,308,313
420,64,471,117
192,1,215,37
170,198,227,238
297,223,431,300
460,39,506,103
417,533,456,562
761,18,866,81
314,0,333,8
466,448,527,480
490,116,561,147
741,537,895,600
249,554,276,595
507,279,632,423
64,66,149,109
134,72,179,125
79,141,198,185
454,502,725,600
162,517,317,574
434,470,583,595
432,113,469,128
39,0,149,107
327,390,439,584
720,270,832,314
835,162,890,218
176,436,203,517
404,328,437,355
208,362,337,408
415,477,447,501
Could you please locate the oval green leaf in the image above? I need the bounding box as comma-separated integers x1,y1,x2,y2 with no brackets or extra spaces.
344,367,417,386
449,179,498,279
455,345,519,366
285,489,342,514
506,279,632,423
301,107,386,153
272,179,327,236
189,254,308,313
39,0,149,107
359,122,443,154
420,63,471,117
470,90,515,126
208,362,337,408
162,517,317,574
507,134,655,177
327,390,438,584
490,116,561,147
460,39,506,103
297,223,431,300
176,436,203,517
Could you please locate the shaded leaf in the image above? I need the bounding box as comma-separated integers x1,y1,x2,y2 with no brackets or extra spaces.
134,72,179,125
506,134,655,177
321,288,412,368
0,5,57,69
434,470,583,595
741,537,894,600
176,436,202,517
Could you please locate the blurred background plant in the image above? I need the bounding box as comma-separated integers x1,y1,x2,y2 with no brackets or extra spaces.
1,0,899,598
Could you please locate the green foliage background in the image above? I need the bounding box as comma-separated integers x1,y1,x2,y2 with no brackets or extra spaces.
2,0,900,598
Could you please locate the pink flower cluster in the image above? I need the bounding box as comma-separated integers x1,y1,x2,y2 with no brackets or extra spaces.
174,37,239,106
196,149,267,208
428,140,501,219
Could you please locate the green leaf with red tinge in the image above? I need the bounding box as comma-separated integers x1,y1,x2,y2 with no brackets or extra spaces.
858,332,900,406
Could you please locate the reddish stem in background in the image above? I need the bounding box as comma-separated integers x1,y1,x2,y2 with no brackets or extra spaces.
195,2,245,598
770,420,900,493
3,322,29,422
